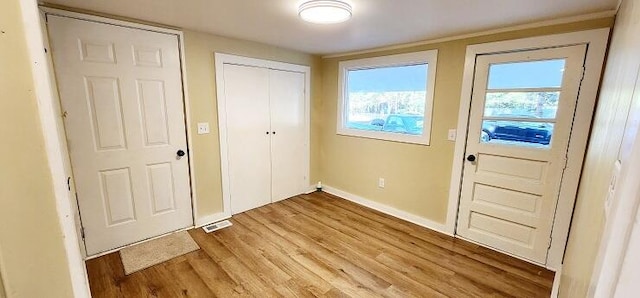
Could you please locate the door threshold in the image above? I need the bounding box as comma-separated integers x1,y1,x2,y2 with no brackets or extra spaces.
454,234,552,270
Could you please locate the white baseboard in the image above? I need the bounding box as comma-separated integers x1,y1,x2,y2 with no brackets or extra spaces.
322,185,452,236
195,212,231,228
196,187,317,228
551,266,562,298
304,186,318,194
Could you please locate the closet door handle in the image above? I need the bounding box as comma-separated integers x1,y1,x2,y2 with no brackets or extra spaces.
272,131,276,135
266,131,270,135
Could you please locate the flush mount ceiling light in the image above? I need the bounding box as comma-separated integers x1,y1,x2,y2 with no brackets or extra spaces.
298,0,353,24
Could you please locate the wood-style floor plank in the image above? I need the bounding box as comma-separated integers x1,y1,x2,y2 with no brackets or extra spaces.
287,195,548,296
313,193,554,287
86,191,554,297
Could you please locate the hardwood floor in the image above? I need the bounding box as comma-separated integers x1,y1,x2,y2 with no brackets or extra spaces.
86,191,554,297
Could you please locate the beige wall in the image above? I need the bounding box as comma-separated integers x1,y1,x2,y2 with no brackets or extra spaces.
319,18,614,225
183,31,322,218
560,0,640,296
0,0,75,297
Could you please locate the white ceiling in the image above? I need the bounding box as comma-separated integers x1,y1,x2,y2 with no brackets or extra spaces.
44,0,617,55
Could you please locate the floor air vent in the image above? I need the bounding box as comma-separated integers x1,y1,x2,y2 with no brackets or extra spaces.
202,220,233,233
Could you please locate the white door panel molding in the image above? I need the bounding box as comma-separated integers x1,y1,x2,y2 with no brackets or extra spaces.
48,15,193,256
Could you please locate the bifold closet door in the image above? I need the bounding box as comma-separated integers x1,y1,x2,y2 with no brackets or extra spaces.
223,64,272,214
270,70,307,202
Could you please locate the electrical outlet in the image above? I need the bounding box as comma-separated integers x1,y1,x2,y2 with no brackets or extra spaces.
197,122,210,135
448,129,457,141
378,178,385,188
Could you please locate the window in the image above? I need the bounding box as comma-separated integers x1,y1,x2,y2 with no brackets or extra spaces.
336,50,438,145
480,59,566,149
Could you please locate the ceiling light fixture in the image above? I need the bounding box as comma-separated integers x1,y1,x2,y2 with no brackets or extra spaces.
298,0,353,24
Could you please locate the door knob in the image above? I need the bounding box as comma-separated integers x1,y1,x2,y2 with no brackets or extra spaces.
177,149,186,157
466,154,476,162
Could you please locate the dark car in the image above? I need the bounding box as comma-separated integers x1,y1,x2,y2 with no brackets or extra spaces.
366,115,424,135
381,114,424,135
370,118,386,126
482,117,553,145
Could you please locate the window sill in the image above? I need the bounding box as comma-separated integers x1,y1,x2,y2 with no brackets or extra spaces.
337,127,431,146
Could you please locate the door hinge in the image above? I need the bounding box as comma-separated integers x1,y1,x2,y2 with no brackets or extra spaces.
548,236,553,249
67,176,72,191
81,227,86,240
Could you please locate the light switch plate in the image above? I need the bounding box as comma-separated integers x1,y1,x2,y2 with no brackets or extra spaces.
378,178,385,188
197,122,210,135
605,160,622,219
448,129,457,141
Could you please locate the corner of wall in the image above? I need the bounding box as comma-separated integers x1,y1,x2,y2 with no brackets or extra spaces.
559,0,639,296
0,256,6,298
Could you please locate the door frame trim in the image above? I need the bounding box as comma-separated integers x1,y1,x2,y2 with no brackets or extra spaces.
445,28,610,269
20,2,93,297
214,53,312,219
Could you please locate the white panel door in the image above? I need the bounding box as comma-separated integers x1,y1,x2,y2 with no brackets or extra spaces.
48,16,193,255
456,45,587,264
222,64,272,214
269,70,307,202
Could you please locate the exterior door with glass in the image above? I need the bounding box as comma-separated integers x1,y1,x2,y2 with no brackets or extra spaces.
456,45,587,264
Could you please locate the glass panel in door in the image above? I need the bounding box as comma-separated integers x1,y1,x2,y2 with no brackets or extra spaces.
480,59,566,149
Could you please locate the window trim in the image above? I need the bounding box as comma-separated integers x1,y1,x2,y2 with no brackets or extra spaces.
336,50,438,145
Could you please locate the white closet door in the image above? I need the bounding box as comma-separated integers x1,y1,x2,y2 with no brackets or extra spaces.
269,70,307,202
48,16,193,255
223,64,272,214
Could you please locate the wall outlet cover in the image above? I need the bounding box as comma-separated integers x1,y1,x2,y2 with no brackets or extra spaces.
197,122,210,135
448,129,457,141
